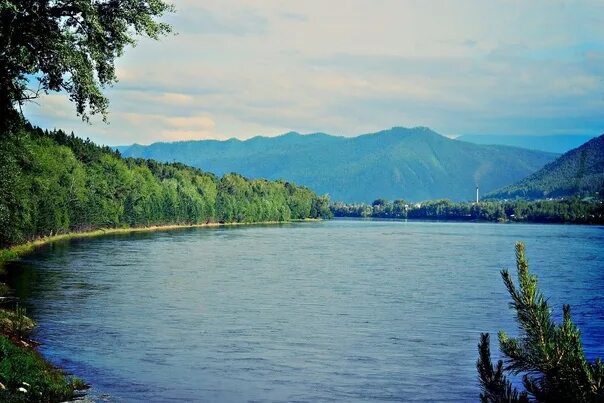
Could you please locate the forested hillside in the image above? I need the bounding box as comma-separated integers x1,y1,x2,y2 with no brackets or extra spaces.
488,134,604,199
118,127,557,202
0,124,331,248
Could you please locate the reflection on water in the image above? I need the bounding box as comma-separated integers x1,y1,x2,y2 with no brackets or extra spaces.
6,220,604,402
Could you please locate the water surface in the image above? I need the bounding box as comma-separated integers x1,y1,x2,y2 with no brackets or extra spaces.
8,220,604,401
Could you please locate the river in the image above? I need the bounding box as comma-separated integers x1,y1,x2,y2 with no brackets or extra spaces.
7,219,604,401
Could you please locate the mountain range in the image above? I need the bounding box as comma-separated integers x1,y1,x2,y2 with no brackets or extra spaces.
118,127,557,202
488,134,604,199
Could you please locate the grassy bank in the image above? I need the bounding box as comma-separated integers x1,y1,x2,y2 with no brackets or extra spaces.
0,219,320,266
0,305,85,402
0,334,85,402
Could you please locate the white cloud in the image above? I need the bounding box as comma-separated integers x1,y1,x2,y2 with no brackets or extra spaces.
24,0,604,144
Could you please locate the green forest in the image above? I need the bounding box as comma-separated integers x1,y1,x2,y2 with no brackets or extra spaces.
0,122,332,249
331,198,604,224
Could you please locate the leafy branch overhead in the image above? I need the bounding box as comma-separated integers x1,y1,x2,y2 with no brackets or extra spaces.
478,242,604,402
0,0,174,128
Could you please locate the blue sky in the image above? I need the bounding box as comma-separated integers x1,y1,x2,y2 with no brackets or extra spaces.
24,0,604,145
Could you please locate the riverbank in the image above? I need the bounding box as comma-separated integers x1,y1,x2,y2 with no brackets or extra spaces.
0,333,86,401
0,294,86,401
0,219,320,266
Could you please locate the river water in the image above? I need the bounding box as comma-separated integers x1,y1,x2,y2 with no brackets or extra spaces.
7,219,604,401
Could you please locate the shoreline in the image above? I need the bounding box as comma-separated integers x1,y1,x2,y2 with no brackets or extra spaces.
332,215,603,226
0,219,320,265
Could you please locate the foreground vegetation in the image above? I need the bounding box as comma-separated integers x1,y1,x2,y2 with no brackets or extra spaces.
0,122,332,250
331,197,604,224
477,242,604,401
0,306,84,402
0,0,173,131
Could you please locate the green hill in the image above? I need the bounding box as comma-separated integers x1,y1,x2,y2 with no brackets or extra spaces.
119,127,558,202
487,134,604,199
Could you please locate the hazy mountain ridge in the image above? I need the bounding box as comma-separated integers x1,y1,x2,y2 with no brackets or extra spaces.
457,134,596,154
487,134,604,200
119,127,558,202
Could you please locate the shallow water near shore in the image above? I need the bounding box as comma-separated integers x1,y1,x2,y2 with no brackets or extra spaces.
7,219,604,401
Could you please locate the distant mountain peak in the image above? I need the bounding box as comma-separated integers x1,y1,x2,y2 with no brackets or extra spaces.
119,126,557,202
386,125,436,133
409,125,436,133
392,126,444,138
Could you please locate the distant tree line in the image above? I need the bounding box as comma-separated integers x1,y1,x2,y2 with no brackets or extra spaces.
331,198,604,225
0,123,331,248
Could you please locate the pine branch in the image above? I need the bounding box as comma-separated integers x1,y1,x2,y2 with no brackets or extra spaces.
477,333,528,403
480,242,604,401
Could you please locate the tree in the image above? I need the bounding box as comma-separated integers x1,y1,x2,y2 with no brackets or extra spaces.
477,242,604,402
372,198,387,207
0,0,174,132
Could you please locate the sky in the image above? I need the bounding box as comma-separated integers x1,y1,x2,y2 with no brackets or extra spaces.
24,0,604,145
